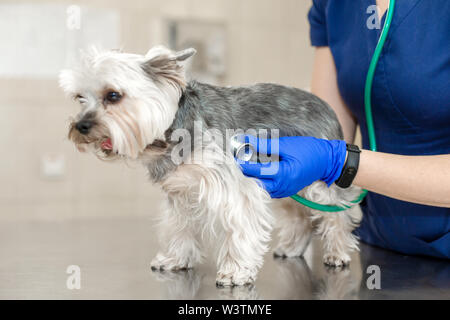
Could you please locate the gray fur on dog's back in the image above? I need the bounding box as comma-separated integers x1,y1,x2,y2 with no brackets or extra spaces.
149,81,343,182
169,81,342,140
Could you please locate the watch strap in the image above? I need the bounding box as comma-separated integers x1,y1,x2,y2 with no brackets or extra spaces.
335,144,361,189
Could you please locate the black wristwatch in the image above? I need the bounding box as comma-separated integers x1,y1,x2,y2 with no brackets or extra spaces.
335,144,361,189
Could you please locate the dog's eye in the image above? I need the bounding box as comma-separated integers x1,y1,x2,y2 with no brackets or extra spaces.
104,91,122,104
75,94,87,105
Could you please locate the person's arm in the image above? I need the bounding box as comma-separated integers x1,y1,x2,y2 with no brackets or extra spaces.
355,151,450,207
239,136,450,208
311,47,450,207
238,47,450,208
311,47,357,144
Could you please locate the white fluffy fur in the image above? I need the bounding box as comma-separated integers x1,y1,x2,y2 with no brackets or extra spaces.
60,46,181,159
60,46,363,287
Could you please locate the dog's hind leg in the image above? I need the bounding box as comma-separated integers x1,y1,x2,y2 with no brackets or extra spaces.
272,198,313,258
303,183,362,267
316,205,362,267
151,195,204,271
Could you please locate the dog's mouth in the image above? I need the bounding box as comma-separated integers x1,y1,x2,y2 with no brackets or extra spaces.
101,138,113,151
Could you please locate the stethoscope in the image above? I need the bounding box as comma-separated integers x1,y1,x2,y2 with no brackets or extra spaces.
233,0,396,212
289,0,396,212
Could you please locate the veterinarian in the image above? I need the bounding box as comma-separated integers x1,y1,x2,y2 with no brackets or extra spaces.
240,0,450,259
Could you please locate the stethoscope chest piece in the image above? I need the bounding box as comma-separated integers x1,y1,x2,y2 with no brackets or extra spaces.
230,134,255,162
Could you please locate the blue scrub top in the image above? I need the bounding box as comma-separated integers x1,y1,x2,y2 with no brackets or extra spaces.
308,0,450,259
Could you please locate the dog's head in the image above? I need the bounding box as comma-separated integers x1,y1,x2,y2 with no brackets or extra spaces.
59,46,196,160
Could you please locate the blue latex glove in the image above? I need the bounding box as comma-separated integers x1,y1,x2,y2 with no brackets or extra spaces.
237,135,347,198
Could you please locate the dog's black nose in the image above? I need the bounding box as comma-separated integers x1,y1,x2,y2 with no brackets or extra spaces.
75,120,93,135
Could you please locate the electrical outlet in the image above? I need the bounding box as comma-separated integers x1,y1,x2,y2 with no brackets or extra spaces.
41,153,66,179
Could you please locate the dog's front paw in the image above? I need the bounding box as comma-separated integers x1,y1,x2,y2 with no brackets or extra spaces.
150,253,192,271
216,269,256,287
323,253,351,268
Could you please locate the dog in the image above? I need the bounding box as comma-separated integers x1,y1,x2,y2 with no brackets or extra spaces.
59,46,362,286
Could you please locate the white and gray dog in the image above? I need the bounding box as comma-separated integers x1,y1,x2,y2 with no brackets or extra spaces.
59,46,362,286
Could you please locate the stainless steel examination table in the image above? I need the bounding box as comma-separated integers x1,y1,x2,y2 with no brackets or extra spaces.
0,218,448,299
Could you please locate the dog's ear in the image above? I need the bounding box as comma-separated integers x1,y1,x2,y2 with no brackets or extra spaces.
171,48,197,61
145,46,196,62
142,46,196,89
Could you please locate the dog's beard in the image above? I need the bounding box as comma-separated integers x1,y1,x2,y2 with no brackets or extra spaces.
68,119,117,160
68,113,144,161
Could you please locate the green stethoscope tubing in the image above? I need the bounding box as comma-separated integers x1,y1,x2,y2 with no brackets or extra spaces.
291,0,396,212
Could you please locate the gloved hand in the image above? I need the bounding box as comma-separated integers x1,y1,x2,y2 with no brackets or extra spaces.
237,135,347,198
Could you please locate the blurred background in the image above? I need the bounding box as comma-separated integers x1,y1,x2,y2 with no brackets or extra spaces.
0,0,315,221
